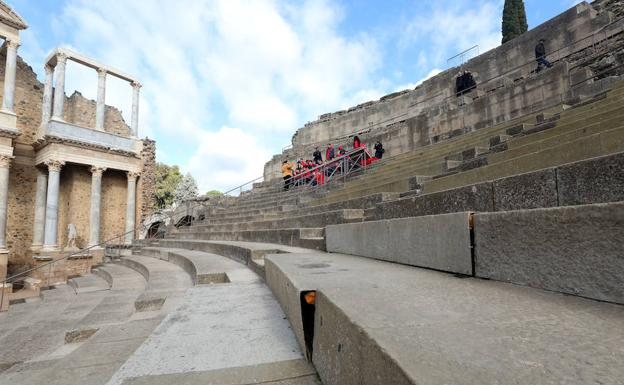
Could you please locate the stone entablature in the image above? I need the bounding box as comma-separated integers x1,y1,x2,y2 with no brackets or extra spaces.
39,47,142,155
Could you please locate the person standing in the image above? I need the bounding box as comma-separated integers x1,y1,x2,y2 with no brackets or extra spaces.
281,160,293,190
353,135,361,149
374,141,385,159
326,143,335,161
535,38,553,72
313,147,323,164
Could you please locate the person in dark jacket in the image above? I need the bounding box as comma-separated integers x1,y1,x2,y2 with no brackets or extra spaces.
374,141,385,159
313,147,322,163
535,39,553,72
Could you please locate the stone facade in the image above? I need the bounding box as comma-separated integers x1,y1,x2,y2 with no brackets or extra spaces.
0,31,156,278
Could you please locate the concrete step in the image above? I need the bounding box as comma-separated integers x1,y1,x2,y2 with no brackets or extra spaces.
114,255,193,312
265,251,624,385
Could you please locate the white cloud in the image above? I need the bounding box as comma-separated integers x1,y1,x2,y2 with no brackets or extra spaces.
187,127,272,193
53,0,382,191
401,1,502,69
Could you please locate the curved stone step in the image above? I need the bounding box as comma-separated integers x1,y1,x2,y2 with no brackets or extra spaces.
65,265,148,343
114,256,193,312
139,246,260,285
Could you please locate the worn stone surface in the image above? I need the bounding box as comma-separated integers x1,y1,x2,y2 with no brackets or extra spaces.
557,151,624,205
474,202,624,304
375,182,493,220
106,282,305,385
493,168,559,211
326,212,473,275
265,252,624,385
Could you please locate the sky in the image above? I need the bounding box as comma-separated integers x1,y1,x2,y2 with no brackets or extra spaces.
11,0,581,193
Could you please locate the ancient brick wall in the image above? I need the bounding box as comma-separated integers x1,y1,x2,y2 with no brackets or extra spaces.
5,163,37,273
101,169,129,243
63,91,131,136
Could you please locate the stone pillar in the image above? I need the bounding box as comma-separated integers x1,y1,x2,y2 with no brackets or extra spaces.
51,53,67,120
41,65,54,125
31,169,48,250
42,160,64,251
0,155,12,255
1,40,19,113
124,172,139,244
131,81,141,137
95,68,107,131
89,166,105,247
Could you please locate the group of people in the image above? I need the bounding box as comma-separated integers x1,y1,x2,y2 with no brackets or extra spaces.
281,135,385,190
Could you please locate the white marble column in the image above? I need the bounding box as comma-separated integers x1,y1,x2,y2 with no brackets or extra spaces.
1,40,18,113
124,172,139,244
0,155,12,254
51,53,67,120
130,81,141,137
95,68,106,131
41,65,54,125
31,169,48,249
42,160,64,251
89,166,105,247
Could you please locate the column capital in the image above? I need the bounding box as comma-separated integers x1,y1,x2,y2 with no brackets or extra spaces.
44,159,65,172
5,40,19,50
90,166,106,176
0,155,13,169
44,64,54,75
131,81,142,90
127,171,140,181
56,52,68,66
97,67,107,77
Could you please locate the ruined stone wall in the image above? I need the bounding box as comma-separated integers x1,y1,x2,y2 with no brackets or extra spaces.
63,92,131,136
5,163,37,272
139,138,156,225
264,1,623,181
57,165,91,249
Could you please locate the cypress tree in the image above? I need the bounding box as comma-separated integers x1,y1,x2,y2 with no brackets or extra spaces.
502,0,528,44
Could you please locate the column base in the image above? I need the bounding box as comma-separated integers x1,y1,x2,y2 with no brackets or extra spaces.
41,245,60,253
30,244,43,252
0,250,7,281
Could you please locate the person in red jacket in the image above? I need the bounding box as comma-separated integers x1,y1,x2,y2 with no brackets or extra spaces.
353,135,361,149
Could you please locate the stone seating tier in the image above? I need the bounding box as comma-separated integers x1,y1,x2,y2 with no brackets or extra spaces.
310,83,624,204
114,255,193,312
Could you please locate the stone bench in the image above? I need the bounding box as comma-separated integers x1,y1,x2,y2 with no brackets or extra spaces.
115,255,193,311
264,251,624,385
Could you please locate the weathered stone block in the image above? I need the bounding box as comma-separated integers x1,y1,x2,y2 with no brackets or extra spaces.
474,202,624,304
326,212,473,275
376,182,493,220
493,168,558,211
557,151,624,206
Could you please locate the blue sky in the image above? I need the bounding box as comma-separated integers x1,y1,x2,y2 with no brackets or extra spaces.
11,0,580,192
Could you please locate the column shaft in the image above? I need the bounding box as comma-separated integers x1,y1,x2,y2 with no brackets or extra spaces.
43,160,64,250
41,66,54,125
130,82,141,137
1,41,18,113
32,169,47,248
95,69,106,130
0,156,11,252
89,167,105,246
51,54,67,120
124,172,139,244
